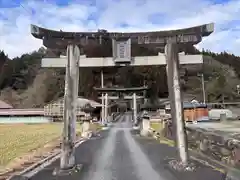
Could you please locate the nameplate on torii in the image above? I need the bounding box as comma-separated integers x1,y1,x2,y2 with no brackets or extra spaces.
112,38,131,63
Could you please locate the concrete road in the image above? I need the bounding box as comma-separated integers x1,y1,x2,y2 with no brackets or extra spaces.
24,113,225,180
80,114,171,180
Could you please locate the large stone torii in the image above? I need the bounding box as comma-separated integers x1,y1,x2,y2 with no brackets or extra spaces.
31,23,214,174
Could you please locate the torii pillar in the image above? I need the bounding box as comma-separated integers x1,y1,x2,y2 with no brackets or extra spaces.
104,93,108,123
165,40,188,165
101,70,105,124
61,45,80,171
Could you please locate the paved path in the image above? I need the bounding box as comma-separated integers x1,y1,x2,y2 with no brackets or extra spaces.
21,113,225,180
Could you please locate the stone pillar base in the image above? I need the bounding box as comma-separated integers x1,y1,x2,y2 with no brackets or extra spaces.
82,121,91,138
140,118,150,137
81,131,92,138
140,130,150,137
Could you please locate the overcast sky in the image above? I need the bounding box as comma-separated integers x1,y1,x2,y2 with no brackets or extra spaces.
0,0,239,58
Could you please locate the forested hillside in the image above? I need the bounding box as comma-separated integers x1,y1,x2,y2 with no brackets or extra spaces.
0,45,240,108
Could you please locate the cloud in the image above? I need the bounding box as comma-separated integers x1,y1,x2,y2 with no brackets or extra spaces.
0,0,239,58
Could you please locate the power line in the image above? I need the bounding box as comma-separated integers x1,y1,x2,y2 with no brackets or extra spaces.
9,0,42,26
19,3,33,15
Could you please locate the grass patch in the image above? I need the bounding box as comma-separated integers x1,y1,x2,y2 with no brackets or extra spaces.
0,123,82,168
90,122,102,132
150,122,163,132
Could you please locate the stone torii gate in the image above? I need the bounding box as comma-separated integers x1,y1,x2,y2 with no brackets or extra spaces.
30,23,214,173
94,86,148,124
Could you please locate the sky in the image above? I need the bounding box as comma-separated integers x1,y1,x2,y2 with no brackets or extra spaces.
0,0,239,58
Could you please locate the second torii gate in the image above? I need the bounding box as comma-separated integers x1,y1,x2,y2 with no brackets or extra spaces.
94,86,148,124
30,23,214,173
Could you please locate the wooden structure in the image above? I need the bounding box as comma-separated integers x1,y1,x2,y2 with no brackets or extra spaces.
166,102,209,122
44,97,101,121
183,103,209,122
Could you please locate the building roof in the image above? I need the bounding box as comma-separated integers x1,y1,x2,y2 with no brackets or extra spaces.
165,102,207,109
47,96,102,108
76,97,102,108
0,100,13,109
0,108,44,116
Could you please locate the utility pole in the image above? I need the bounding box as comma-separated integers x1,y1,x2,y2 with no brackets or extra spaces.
201,73,206,104
60,44,80,170
143,79,147,104
133,93,137,124
165,42,189,166
101,70,105,124
104,93,108,123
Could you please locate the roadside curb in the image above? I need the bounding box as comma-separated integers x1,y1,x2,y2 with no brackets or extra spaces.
7,138,86,180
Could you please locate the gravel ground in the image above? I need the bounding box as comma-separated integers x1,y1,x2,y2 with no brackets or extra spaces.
15,114,226,180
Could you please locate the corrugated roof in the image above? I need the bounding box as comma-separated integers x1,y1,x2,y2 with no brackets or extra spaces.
0,100,13,109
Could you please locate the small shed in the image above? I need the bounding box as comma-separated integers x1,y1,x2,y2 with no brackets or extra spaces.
183,102,209,122
165,101,209,122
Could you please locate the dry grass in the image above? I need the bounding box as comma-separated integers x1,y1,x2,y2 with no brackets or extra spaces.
0,123,82,169
89,122,103,132
150,122,163,132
